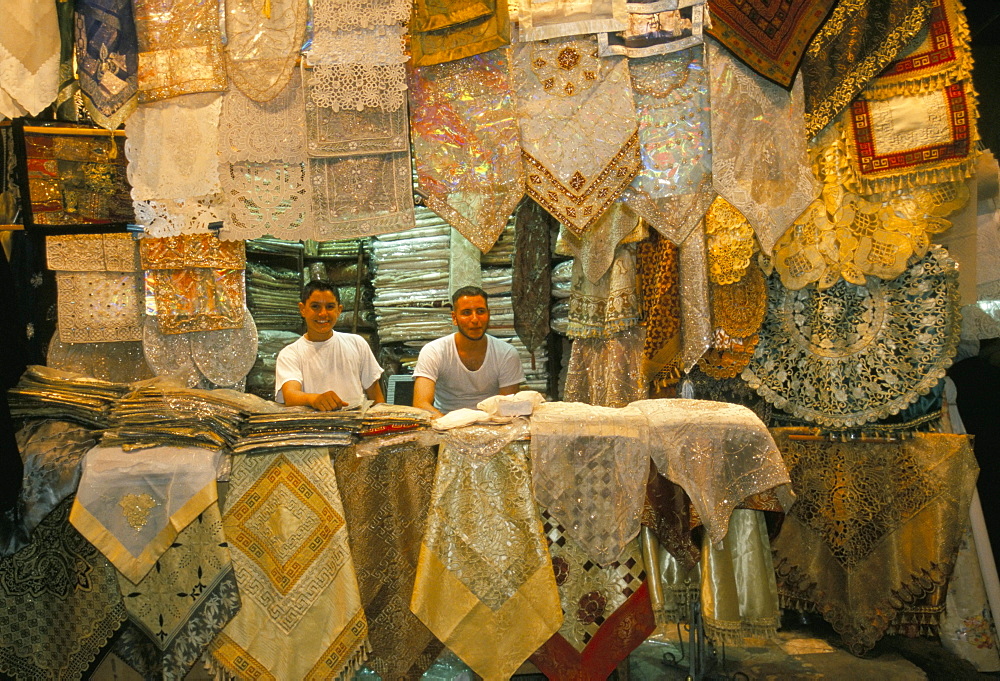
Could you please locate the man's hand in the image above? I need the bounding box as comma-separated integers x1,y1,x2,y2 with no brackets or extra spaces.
309,390,348,411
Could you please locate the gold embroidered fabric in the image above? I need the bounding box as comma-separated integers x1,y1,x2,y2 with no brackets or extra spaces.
567,243,641,339
744,247,961,428
517,0,627,42
710,261,767,338
56,271,144,343
771,431,978,654
133,0,227,102
564,326,648,408
410,0,511,67
636,229,681,384
69,445,221,583
114,505,241,680
313,0,411,33
708,41,819,255
0,498,127,680
410,422,562,680
514,36,641,236
679,225,712,372
224,0,308,102
558,203,645,285
333,438,444,680
211,448,370,681
704,196,756,286
800,0,931,138
140,232,245,269
696,329,759,380
409,48,525,253
46,233,139,272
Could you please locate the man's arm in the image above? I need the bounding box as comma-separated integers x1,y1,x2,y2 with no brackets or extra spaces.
364,379,385,404
280,380,348,411
412,376,443,418
498,383,520,396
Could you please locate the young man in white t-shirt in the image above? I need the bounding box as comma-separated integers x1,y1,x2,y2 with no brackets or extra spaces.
412,286,524,417
274,281,385,410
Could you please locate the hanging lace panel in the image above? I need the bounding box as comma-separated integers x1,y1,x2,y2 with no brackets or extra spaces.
708,39,819,255
743,246,961,428
133,0,227,102
558,202,645,285
75,0,139,130
409,48,525,253
567,243,641,339
133,194,228,238
514,36,641,236
224,0,308,102
0,0,59,118
306,90,409,157
679,225,712,372
313,0,410,32
621,47,714,245
597,0,707,58
219,162,313,241
218,73,307,163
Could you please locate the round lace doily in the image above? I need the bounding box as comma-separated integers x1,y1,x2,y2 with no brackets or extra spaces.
742,246,961,427
190,310,259,387
142,317,202,387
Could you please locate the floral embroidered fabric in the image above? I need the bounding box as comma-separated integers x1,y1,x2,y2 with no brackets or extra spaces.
567,243,641,339
409,49,525,253
637,229,681,385
704,196,756,285
0,0,59,118
56,271,144,343
559,202,645,284
710,261,767,338
218,74,307,163
697,328,759,379
743,246,962,428
622,47,713,245
517,0,626,42
597,0,707,58
564,326,648,408
709,40,819,255
140,233,245,269
514,36,641,236
75,0,139,130
224,0,308,102
133,0,227,102
305,88,409,157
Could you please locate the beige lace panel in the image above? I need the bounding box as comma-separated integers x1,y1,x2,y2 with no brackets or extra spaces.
56,271,144,343
146,268,246,334
218,161,313,241
557,203,645,285
567,243,641,339
704,195,756,286
743,246,961,428
514,37,641,236
46,233,138,272
140,233,245,269
133,193,229,238
224,0,308,102
305,63,407,114
309,25,407,65
708,41,819,255
305,94,409,157
621,47,714,244
133,0,227,102
218,74,306,164
312,0,411,32
517,0,627,42
125,93,223,201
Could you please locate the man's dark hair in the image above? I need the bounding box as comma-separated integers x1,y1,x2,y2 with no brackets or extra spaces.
300,279,341,304
451,285,489,307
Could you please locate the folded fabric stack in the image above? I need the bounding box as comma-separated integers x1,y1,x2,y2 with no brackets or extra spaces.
312,238,366,259
246,261,303,332
103,384,279,451
246,329,300,400
550,259,573,335
7,366,131,428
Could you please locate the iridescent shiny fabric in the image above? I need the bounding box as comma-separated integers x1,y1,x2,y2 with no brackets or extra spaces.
75,0,139,130
708,40,819,255
0,498,127,679
224,0,308,102
410,422,562,680
409,48,525,252
0,0,59,117
800,0,931,137
517,0,626,42
410,0,511,66
597,1,707,58
772,431,978,655
133,0,227,102
705,0,834,87
514,36,641,236
210,448,370,680
333,438,443,680
622,47,713,245
744,247,961,427
530,402,650,565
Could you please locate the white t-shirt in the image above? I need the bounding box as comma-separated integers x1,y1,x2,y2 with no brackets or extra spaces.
413,334,524,413
274,333,383,408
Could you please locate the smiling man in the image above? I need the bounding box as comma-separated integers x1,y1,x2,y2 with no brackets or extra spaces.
274,280,385,410
412,285,524,418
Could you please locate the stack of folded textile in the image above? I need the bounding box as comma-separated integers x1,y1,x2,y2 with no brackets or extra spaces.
246,261,303,332
550,259,573,335
246,329,300,400
7,366,130,428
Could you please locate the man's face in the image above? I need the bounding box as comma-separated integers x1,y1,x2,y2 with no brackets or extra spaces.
299,290,342,341
452,294,490,341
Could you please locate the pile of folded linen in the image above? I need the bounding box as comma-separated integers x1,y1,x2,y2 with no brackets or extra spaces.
7,366,130,428
550,259,573,335
246,260,302,332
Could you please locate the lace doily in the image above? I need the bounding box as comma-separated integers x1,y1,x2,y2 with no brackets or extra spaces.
409,48,525,253
305,92,409,157
190,310,259,387
141,316,201,386
46,233,138,273
224,0,308,102
0,0,59,117
515,37,641,236
598,1,707,58
704,195,756,285
621,47,714,245
305,63,407,113
517,0,627,42
218,162,313,241
133,0,227,102
743,246,962,427
710,261,767,339
75,0,139,131
56,271,144,343
125,93,223,201
709,40,819,255
312,0,411,33
218,72,307,164
133,194,228,238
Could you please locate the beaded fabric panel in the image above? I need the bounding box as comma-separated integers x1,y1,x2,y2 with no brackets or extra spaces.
56,271,143,343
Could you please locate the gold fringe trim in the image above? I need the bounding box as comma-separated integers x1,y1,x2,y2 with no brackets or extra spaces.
702,615,779,646
205,655,239,681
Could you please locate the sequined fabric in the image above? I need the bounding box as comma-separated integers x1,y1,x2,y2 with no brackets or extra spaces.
772,431,977,655
636,229,681,385
189,312,259,387
210,448,370,680
409,49,525,252
224,0,308,102
563,326,647,408
597,1,707,58
0,498,127,679
333,437,443,680
708,40,819,255
56,271,144,343
678,226,712,372
744,246,961,427
411,422,562,680
410,0,511,66
801,0,931,137
133,0,227,102
622,48,712,245
514,36,641,236
513,198,554,359
517,0,626,42
75,0,139,130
